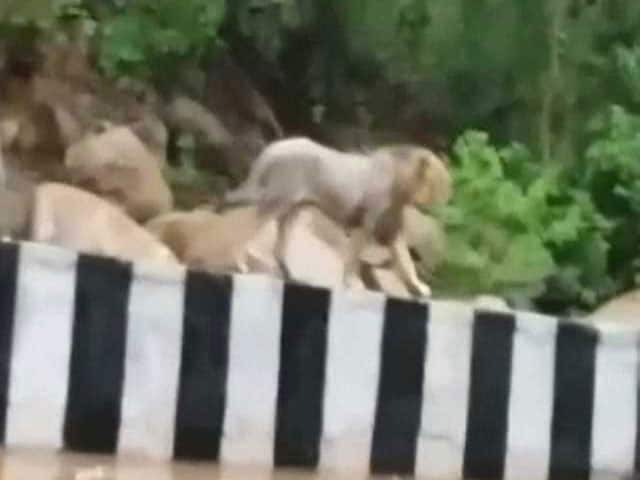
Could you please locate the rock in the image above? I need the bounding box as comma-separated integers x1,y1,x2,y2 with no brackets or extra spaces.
38,40,97,89
30,182,179,266
0,148,4,185
283,207,349,289
0,116,20,148
306,207,350,251
403,207,446,272
4,101,68,182
30,76,102,143
366,267,412,299
312,121,371,152
204,52,283,142
163,95,233,147
0,164,34,239
3,41,168,166
31,73,168,162
583,290,640,327
65,126,173,222
129,113,168,163
473,295,511,312
51,105,85,148
197,52,283,183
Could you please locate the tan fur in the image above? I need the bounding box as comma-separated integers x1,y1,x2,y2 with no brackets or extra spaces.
146,210,220,261
373,144,452,208
30,183,178,266
223,137,452,297
146,207,279,275
65,126,173,221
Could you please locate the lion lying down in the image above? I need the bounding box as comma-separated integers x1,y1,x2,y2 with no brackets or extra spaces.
0,178,178,266
145,203,446,298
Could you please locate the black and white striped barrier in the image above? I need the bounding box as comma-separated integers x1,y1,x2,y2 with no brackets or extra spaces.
0,240,638,479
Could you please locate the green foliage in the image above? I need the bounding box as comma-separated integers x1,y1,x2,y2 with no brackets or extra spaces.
578,105,640,290
433,130,613,308
96,0,225,84
613,43,640,105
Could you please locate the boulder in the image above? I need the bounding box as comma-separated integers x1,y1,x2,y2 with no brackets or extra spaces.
163,95,233,147
31,74,168,163
128,113,168,163
196,52,284,183
0,116,20,148
403,206,446,272
283,207,353,290
4,101,69,182
365,266,412,299
472,295,511,312
0,163,34,239
583,290,640,328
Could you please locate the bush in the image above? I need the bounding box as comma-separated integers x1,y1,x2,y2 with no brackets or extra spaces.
432,130,613,311
96,0,225,86
581,105,640,292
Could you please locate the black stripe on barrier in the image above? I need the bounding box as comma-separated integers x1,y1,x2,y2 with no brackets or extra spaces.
370,297,428,475
63,254,132,453
274,283,330,469
463,309,516,480
0,242,19,444
548,321,598,480
173,272,232,460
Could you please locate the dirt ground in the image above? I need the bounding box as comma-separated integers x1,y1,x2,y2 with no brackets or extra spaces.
0,448,385,480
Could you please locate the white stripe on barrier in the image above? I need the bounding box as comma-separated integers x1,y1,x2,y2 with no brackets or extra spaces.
221,274,284,467
6,242,77,448
320,288,385,474
416,300,474,480
118,262,186,459
504,311,558,480
591,329,639,477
